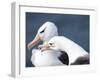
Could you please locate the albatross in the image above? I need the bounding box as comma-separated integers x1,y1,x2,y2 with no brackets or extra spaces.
27,22,69,67
42,36,89,65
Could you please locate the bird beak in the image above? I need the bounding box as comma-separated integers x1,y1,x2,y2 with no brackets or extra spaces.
38,41,49,49
27,34,41,49
44,41,49,47
38,41,50,51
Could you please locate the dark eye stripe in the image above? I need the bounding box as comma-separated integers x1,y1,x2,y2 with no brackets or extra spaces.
40,27,46,33
49,43,54,46
40,29,45,33
49,43,52,45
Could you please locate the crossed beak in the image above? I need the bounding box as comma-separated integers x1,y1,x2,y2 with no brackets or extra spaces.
27,34,41,49
38,41,49,48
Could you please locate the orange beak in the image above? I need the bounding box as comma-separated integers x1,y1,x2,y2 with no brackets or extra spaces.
27,34,41,49
38,41,51,52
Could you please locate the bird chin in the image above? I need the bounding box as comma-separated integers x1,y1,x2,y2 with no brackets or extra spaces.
41,48,48,52
41,48,53,52
48,47,59,52
40,47,57,52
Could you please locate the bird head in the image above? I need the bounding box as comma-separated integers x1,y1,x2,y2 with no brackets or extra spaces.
47,36,61,51
27,21,58,49
40,36,62,52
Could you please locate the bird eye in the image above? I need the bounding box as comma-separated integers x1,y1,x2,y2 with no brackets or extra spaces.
49,43,53,46
40,29,45,33
40,27,46,33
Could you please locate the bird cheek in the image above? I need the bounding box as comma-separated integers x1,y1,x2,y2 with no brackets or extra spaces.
52,46,59,51
44,31,47,35
39,34,43,40
55,45,60,51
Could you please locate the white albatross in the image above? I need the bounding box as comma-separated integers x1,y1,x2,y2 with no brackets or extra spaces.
27,22,68,67
43,36,89,65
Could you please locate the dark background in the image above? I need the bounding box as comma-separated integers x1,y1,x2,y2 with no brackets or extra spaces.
26,12,89,67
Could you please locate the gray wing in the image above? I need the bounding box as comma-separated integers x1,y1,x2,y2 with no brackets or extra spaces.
70,54,89,65
58,51,69,65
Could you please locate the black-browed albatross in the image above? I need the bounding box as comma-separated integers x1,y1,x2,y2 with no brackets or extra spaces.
27,22,69,67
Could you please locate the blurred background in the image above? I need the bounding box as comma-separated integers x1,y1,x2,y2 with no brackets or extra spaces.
26,12,89,67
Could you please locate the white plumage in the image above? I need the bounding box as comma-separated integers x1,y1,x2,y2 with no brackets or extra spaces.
48,36,89,65
31,49,64,66
28,21,65,67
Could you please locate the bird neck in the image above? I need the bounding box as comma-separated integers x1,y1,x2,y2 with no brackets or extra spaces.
43,33,58,41
59,37,88,64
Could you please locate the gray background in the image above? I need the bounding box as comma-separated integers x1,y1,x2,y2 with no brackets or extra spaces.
26,12,89,67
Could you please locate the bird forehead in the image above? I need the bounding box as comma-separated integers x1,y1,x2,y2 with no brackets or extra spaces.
38,25,46,33
38,21,57,33
49,38,56,44
49,37,61,44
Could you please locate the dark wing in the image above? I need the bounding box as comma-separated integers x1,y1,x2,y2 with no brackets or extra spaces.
58,51,69,65
71,54,90,65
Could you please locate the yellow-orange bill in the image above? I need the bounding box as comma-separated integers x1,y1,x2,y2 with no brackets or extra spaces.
27,34,41,49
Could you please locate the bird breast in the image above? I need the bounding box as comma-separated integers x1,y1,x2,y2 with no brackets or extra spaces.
31,49,63,67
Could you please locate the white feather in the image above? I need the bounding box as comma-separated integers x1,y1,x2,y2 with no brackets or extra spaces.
31,49,64,67
48,36,88,64
31,22,64,67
